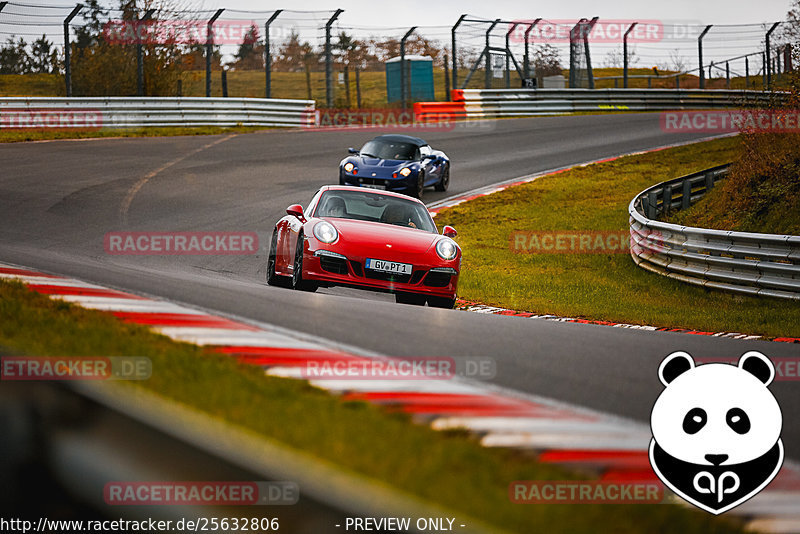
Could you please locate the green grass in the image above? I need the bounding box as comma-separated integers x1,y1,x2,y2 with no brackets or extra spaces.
0,125,270,143
435,136,800,338
0,279,745,533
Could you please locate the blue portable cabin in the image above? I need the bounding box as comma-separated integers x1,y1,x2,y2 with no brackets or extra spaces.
385,55,435,103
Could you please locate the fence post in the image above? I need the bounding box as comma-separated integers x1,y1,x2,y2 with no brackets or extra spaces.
647,191,658,219
325,9,344,108
451,14,467,97
505,23,519,89
745,56,749,88
400,26,417,109
766,22,779,89
623,22,636,88
221,69,228,97
62,4,81,97
485,19,500,89
177,79,182,97
698,25,711,89
264,10,282,99
524,19,541,80
444,53,450,99
725,61,730,88
355,67,361,108
705,172,714,192
206,9,224,97
136,9,155,97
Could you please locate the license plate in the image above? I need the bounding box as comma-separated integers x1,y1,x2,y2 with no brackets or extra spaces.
362,183,386,190
365,258,412,274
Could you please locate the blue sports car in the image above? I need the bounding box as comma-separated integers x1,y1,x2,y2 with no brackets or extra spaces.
338,134,450,199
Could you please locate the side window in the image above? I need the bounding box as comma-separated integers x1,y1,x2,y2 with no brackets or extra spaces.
419,145,431,158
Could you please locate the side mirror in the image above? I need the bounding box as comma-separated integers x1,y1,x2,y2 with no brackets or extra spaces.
348,147,359,154
442,226,458,238
286,204,306,222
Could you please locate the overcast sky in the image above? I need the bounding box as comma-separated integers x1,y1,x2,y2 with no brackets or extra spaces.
200,0,792,27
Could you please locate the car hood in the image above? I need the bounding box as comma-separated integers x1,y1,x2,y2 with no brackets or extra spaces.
322,218,442,256
356,156,413,169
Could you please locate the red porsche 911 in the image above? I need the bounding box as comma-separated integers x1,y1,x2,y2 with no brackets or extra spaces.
267,186,460,308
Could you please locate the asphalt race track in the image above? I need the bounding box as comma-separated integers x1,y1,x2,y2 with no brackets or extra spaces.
1,113,798,459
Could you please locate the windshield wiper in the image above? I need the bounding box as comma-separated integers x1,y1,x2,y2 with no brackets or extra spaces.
360,152,379,158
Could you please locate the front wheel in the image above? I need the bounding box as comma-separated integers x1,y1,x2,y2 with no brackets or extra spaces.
434,164,450,192
292,233,317,292
411,171,425,199
267,229,290,287
427,295,456,309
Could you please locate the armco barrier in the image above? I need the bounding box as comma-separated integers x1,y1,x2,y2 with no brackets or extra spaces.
0,96,315,128
415,89,782,119
629,164,800,300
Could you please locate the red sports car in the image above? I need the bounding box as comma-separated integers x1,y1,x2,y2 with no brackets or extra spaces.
267,186,460,308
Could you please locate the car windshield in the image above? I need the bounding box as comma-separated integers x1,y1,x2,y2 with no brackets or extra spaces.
315,190,437,233
359,139,418,161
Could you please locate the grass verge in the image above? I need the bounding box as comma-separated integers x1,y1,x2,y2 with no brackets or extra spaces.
0,125,272,143
434,136,800,338
0,279,743,533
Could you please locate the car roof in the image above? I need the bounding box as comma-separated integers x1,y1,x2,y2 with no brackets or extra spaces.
318,185,427,205
369,134,427,147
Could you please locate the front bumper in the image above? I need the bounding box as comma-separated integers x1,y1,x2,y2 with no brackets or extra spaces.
341,173,416,194
303,246,458,298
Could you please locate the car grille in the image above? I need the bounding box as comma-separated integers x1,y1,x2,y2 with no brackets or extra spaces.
364,269,413,284
319,255,349,275
409,270,426,285
423,271,452,287
358,177,392,186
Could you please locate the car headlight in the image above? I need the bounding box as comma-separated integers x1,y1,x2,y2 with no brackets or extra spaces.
435,238,458,260
398,167,412,177
313,221,338,244
344,162,355,173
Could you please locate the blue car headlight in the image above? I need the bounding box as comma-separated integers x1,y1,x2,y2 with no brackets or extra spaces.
398,167,412,177
435,238,458,261
313,221,338,244
344,162,355,174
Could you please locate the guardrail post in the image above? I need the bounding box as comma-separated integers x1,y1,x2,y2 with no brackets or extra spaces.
523,19,541,80
137,8,155,97
485,19,500,89
682,179,691,210
505,22,519,88
206,9,224,98
451,14,467,96
63,4,82,97
264,10,282,99
705,172,714,192
325,9,344,108
400,26,417,109
663,185,673,216
698,25,712,89
765,22,780,88
647,191,658,219
623,22,637,88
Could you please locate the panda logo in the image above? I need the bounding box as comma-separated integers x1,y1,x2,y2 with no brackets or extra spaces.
649,351,784,515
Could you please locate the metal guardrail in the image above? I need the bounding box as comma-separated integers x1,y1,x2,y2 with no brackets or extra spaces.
444,88,782,117
0,97,316,128
628,164,800,300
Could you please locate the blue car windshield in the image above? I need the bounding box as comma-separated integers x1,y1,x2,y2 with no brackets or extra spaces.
359,140,419,161
315,190,437,233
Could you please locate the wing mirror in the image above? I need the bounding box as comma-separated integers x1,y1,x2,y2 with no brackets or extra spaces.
286,204,306,222
347,147,359,154
442,226,458,238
